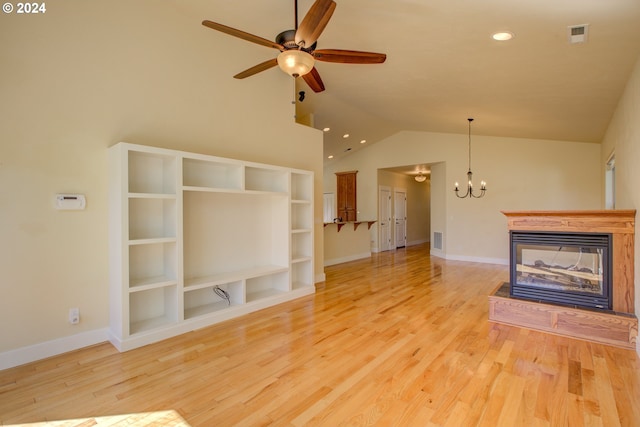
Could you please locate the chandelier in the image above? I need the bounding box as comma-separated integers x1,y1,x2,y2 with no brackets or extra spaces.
454,118,486,198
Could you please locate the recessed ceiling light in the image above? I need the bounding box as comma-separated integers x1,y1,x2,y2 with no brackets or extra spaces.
343,133,350,138
327,155,334,159
360,140,366,144
492,31,514,41
323,127,330,132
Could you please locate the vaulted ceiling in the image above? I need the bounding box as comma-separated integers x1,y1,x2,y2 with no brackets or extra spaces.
199,0,640,163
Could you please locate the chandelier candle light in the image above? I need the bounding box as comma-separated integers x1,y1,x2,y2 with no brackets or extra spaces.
454,118,487,198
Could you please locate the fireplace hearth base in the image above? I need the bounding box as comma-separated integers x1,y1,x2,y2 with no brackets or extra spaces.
489,282,637,349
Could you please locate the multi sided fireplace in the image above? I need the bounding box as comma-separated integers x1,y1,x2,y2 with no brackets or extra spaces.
509,231,612,310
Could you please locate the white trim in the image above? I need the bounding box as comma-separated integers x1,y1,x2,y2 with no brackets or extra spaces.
324,252,371,266
430,248,445,259
407,238,429,247
315,272,326,283
0,328,109,371
445,253,509,265
429,249,508,265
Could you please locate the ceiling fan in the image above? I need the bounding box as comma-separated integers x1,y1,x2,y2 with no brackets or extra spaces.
202,0,386,93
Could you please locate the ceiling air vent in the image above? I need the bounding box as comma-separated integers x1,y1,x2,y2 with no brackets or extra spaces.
568,24,589,44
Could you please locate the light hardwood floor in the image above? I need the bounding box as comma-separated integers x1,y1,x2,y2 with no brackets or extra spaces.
1,244,639,426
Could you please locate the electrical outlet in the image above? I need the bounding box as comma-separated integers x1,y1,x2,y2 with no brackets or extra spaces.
69,308,80,325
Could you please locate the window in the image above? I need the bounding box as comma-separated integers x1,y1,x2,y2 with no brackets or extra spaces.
605,154,615,209
323,193,335,223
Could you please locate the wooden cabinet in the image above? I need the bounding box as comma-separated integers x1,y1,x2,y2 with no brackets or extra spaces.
109,142,314,351
336,171,357,222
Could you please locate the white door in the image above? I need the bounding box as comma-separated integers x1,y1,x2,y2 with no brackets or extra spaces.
394,189,407,248
379,186,392,251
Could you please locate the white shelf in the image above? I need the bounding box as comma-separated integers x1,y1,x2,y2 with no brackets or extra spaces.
129,276,177,292
128,237,177,245
109,142,314,352
128,151,177,195
184,265,288,290
291,172,312,202
246,288,287,303
129,193,177,199
184,281,243,319
128,197,176,241
291,260,313,290
184,301,236,319
130,315,176,335
183,158,242,190
245,167,288,193
129,285,178,334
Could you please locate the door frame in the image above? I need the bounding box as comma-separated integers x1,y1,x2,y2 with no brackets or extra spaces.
379,186,392,252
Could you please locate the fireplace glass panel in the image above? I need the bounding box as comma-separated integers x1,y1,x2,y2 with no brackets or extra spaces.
516,244,604,296
509,232,612,310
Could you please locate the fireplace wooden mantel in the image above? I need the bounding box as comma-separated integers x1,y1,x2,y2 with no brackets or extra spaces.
490,209,637,349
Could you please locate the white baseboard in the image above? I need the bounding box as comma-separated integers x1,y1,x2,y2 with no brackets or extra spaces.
429,249,508,266
445,253,509,265
315,272,326,283
407,238,430,247
0,328,109,371
324,252,371,267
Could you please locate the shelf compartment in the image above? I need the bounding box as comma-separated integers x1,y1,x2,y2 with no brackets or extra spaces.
128,197,177,240
183,191,289,278
291,172,312,202
183,281,243,319
245,167,288,193
129,286,178,335
128,242,177,289
183,158,242,190
291,232,312,260
184,265,288,290
291,260,313,290
291,202,312,230
246,271,290,303
128,151,176,195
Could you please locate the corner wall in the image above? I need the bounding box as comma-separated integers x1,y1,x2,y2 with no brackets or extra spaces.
600,55,640,355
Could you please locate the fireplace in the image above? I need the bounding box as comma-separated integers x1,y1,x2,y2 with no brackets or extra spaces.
510,231,612,310
491,210,637,350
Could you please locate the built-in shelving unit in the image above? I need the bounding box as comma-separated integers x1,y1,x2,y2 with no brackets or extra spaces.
109,142,314,351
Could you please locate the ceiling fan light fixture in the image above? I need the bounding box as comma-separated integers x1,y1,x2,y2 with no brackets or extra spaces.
277,50,315,77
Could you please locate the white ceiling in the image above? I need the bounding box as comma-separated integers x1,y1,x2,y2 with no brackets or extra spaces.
199,0,640,164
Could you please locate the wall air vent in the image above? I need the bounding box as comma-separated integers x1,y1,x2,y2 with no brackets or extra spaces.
433,231,443,250
568,24,589,44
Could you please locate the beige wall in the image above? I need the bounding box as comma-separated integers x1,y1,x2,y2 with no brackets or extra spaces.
325,132,602,263
601,56,640,351
0,2,323,354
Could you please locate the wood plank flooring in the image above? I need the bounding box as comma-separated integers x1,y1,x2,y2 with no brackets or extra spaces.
1,244,639,426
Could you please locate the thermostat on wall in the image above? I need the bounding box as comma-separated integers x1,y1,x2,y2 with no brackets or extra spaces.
55,194,86,210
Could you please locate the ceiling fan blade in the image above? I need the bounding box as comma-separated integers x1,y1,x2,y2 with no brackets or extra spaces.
302,67,325,93
313,49,387,64
202,20,284,51
234,58,279,79
295,0,336,48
